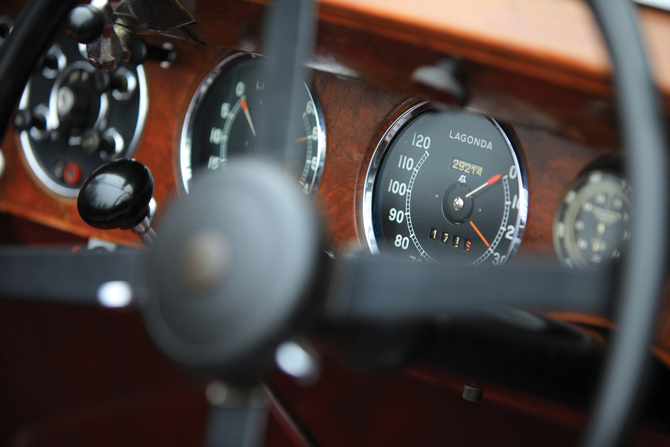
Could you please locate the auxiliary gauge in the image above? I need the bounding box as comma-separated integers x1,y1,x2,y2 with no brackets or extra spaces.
554,161,631,270
363,103,528,266
179,53,326,195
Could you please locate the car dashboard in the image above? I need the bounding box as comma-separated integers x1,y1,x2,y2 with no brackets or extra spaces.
2,0,670,446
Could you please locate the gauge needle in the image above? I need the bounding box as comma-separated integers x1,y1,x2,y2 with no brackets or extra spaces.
465,174,501,198
294,136,308,143
469,221,490,247
240,96,257,136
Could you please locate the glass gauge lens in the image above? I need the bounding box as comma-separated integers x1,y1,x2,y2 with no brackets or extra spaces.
364,103,528,266
554,170,631,270
179,53,326,195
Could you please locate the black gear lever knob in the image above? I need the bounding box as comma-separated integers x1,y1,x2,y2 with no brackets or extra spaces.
77,159,157,245
64,5,105,44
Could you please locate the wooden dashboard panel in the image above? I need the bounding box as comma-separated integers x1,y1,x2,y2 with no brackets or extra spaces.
0,36,610,253
319,0,670,103
0,0,669,367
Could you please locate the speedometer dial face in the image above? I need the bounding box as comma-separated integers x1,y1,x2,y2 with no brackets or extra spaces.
363,103,528,266
179,53,326,195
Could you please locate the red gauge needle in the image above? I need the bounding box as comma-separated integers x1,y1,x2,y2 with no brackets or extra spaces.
240,96,257,136
469,221,490,247
294,136,308,143
465,174,501,198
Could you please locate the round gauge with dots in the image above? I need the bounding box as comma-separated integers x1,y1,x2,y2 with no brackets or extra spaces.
554,169,632,270
15,30,147,196
363,103,528,266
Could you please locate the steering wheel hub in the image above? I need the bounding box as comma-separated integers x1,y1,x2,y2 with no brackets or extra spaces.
142,159,322,383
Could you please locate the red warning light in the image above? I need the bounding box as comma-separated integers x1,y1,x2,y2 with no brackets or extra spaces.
63,162,82,186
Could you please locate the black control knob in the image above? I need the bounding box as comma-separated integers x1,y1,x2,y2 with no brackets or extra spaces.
77,159,154,230
13,109,46,132
129,39,177,68
80,129,116,157
56,85,90,120
109,72,129,95
54,67,107,140
64,5,105,44
40,52,59,71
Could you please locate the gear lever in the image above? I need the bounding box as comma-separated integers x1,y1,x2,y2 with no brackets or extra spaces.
77,158,157,246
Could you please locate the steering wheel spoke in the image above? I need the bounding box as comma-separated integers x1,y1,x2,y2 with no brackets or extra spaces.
0,246,144,307
203,382,267,447
252,0,317,163
325,254,615,324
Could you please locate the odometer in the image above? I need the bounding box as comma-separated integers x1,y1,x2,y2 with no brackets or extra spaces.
363,103,528,266
451,158,484,177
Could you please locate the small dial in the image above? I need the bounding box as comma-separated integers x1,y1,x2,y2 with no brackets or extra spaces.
179,53,326,196
554,170,632,270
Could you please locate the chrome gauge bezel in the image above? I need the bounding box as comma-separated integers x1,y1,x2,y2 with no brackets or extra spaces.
301,85,327,196
362,102,529,265
178,52,326,197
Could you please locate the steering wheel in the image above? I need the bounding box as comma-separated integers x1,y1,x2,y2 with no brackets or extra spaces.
0,0,667,446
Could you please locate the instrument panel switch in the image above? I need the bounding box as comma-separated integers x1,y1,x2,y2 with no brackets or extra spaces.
462,384,483,402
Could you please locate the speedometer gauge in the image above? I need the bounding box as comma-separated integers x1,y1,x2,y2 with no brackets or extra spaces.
363,103,528,266
179,53,326,195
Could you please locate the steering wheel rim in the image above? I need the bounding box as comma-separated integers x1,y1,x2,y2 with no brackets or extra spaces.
0,1,666,446
579,1,669,445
